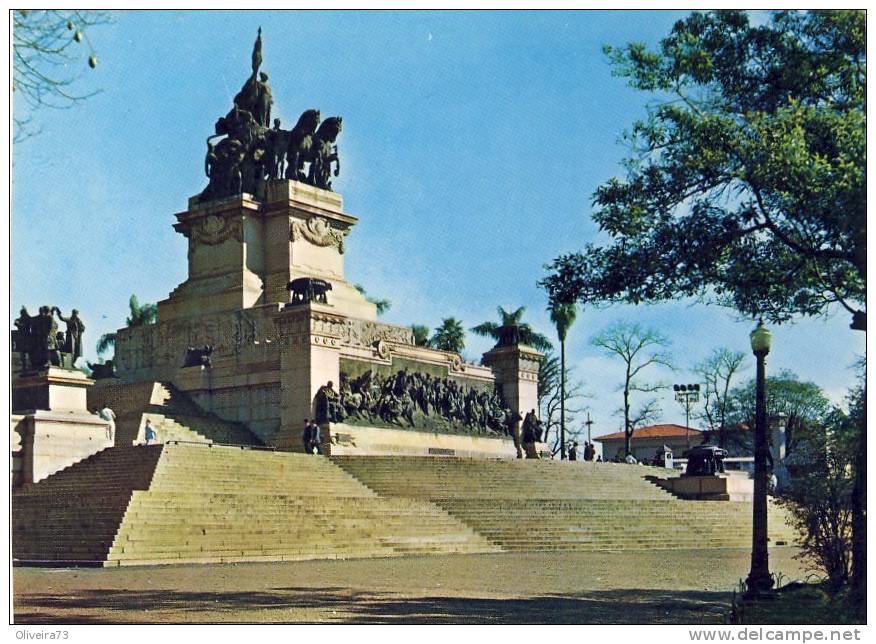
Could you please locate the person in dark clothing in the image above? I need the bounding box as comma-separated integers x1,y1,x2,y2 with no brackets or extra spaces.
309,419,323,455
302,418,313,453
568,442,578,461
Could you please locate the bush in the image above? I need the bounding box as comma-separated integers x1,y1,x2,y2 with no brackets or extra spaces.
778,410,856,590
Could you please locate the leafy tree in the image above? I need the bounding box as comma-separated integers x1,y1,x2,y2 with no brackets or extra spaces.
470,306,552,352
96,294,158,357
539,9,865,605
430,318,466,354
354,284,391,316
411,324,431,347
549,301,577,458
540,10,865,332
725,370,834,456
591,322,673,456
12,9,111,141
694,347,747,446
779,395,859,590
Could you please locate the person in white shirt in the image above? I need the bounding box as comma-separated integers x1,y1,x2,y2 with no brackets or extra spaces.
98,404,116,442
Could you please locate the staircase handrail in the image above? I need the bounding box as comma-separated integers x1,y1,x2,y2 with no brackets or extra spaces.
163,440,276,452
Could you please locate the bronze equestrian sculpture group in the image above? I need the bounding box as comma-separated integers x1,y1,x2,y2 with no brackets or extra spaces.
199,29,343,202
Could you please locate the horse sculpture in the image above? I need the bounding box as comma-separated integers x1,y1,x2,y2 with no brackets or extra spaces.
307,116,342,191
285,109,321,182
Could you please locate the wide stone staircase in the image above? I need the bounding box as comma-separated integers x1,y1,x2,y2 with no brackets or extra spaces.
110,383,262,447
332,456,799,552
12,444,497,566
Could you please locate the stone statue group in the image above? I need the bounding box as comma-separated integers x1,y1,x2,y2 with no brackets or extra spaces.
13,306,85,371
200,28,343,202
314,370,515,435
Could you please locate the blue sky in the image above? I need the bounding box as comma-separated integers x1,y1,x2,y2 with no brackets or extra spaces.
11,10,865,438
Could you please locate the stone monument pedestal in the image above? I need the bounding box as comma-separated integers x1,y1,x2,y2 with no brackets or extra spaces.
653,474,754,502
10,368,111,487
12,367,94,413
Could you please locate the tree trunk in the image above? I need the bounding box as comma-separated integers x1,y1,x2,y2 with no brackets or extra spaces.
560,339,566,460
851,389,866,615
624,384,631,457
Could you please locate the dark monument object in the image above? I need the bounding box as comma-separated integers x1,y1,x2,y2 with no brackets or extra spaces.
13,305,87,372
683,445,728,476
53,307,86,362
198,29,343,202
88,360,116,379
287,277,332,305
183,345,214,368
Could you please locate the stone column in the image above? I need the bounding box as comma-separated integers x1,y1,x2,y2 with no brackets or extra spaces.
482,343,543,456
482,344,542,420
272,302,346,451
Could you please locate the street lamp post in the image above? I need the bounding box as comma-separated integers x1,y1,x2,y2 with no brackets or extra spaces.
673,383,700,448
746,320,774,598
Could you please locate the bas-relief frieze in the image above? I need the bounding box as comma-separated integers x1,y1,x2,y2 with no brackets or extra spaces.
177,213,244,247
117,309,283,372
290,215,347,253
341,319,414,348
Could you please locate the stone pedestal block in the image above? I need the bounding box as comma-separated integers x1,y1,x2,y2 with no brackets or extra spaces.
12,367,94,414
656,474,754,502
481,344,542,419
273,303,346,450
12,411,113,486
159,180,375,325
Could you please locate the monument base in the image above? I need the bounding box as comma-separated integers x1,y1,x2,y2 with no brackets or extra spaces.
651,473,753,501
323,423,549,459
11,410,112,487
12,367,94,414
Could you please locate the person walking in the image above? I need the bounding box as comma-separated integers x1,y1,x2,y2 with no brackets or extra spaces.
144,419,157,445
98,403,116,442
568,442,578,461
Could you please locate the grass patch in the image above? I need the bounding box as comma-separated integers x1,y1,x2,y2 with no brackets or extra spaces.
733,582,861,625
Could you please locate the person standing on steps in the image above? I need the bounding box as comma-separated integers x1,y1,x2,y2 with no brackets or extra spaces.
144,419,157,445
302,418,313,453
309,419,323,455
98,403,116,442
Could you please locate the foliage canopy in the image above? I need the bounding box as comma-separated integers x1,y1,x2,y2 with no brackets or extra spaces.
541,10,865,331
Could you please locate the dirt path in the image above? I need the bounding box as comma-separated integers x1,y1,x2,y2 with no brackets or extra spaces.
13,547,808,624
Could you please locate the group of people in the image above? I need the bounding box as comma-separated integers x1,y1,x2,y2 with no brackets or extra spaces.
567,441,599,462
14,306,85,371
314,371,514,435
92,404,158,445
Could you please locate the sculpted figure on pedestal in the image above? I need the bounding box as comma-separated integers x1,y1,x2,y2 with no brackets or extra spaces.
14,306,32,371
285,109,321,182
29,306,60,369
197,30,345,201
53,307,85,363
307,116,342,191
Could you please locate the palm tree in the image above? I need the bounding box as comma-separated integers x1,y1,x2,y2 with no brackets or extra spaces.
549,300,577,459
354,283,391,316
411,324,431,347
470,306,552,352
430,318,466,353
96,294,158,357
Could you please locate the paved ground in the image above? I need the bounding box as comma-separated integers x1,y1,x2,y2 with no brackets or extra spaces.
13,547,808,624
